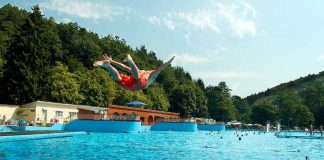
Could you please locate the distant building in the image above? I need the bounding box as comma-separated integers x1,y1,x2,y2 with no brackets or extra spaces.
108,105,180,125
0,101,180,126
0,101,95,125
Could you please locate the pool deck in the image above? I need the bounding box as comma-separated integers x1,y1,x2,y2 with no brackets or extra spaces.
0,130,71,137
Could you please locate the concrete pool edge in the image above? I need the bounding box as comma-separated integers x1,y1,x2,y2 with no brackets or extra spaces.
0,131,86,143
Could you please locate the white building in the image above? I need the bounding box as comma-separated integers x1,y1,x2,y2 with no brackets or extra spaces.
0,101,105,125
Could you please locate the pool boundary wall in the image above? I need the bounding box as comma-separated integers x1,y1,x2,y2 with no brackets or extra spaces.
1,121,226,133
151,122,197,132
0,124,65,132
0,131,85,143
198,124,225,131
64,120,144,133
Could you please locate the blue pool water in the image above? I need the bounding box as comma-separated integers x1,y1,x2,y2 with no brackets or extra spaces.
0,130,323,160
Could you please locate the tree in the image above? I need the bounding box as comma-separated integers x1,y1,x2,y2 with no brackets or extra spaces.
77,68,116,107
57,23,101,68
169,85,197,117
0,52,4,79
193,85,208,117
251,100,278,125
113,88,153,107
156,67,178,94
300,83,324,126
144,83,170,111
294,104,314,127
232,95,251,123
274,91,314,127
206,82,238,122
195,78,205,92
2,5,60,104
47,62,84,104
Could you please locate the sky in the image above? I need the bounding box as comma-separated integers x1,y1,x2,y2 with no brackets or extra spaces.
1,0,324,97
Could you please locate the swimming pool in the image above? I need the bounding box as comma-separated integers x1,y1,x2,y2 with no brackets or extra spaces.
0,130,323,160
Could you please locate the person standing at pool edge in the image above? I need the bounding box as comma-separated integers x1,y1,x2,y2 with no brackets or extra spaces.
93,54,175,91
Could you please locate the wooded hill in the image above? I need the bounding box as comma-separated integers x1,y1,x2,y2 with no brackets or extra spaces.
0,4,323,127
0,5,211,119
245,71,324,127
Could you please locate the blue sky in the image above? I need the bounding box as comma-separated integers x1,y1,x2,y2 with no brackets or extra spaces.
2,0,324,97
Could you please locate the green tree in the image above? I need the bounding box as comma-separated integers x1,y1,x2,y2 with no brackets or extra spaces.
194,85,208,117
169,85,197,117
156,67,178,94
77,68,116,107
144,84,170,111
2,5,60,104
113,88,153,107
195,78,205,92
251,100,278,125
300,83,324,126
47,62,84,103
57,23,101,68
232,95,251,123
294,104,314,127
274,91,314,127
206,82,238,122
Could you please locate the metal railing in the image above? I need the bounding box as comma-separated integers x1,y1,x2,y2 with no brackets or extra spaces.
65,113,141,122
156,118,196,123
196,121,225,125
64,114,78,123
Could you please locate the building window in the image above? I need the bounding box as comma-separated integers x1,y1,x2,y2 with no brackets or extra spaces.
69,112,77,117
55,111,63,118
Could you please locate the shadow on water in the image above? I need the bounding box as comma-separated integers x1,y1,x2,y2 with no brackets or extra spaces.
0,152,6,159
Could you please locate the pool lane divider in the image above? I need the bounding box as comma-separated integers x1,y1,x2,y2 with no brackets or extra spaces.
0,131,86,143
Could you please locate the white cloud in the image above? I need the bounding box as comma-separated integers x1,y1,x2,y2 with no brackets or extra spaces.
146,16,161,25
170,47,225,66
40,0,130,21
230,82,241,91
217,1,256,38
317,53,324,61
184,32,191,44
145,1,256,38
62,18,72,23
192,71,261,78
171,53,210,65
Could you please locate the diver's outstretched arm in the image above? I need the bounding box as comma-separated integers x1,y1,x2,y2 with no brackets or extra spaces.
102,54,132,73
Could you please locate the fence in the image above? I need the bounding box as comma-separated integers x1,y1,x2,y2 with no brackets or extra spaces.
64,113,140,123
156,118,196,123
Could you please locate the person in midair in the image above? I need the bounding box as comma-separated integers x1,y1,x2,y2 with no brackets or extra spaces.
93,54,175,91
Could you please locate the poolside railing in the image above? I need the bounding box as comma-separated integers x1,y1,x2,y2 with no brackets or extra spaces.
66,113,141,122
155,118,224,124
156,118,196,123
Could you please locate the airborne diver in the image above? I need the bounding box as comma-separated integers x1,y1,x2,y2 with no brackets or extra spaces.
93,54,175,91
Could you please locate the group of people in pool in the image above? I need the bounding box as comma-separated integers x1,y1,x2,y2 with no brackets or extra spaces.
305,124,323,137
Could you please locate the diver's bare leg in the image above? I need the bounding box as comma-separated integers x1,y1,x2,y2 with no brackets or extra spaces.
94,60,122,81
154,56,175,73
146,56,175,86
124,54,140,80
103,54,131,73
